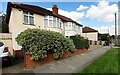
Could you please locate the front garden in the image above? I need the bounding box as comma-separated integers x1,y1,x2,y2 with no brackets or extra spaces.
16,28,90,68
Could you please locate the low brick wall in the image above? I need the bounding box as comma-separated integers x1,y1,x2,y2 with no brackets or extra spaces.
13,50,24,57
64,48,88,58
25,54,54,69
25,48,88,69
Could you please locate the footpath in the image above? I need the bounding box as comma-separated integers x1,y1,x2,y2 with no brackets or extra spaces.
19,45,111,74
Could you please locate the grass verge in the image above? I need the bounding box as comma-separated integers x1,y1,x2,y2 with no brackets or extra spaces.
78,48,119,73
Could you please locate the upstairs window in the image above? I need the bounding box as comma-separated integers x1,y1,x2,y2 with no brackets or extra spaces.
44,16,61,28
23,11,34,25
49,16,53,27
53,17,56,27
57,18,60,28
44,16,48,27
75,25,78,32
44,19,48,27
65,22,74,30
73,23,76,31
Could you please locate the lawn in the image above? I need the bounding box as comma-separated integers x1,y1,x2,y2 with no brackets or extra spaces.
78,48,119,73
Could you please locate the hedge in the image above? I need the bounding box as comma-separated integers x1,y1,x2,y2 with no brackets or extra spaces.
70,35,90,49
84,39,90,49
16,28,75,60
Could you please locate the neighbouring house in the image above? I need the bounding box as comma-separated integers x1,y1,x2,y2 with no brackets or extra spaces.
82,26,98,45
6,2,83,55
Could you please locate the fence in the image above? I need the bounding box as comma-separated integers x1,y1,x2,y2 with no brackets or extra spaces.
89,40,105,46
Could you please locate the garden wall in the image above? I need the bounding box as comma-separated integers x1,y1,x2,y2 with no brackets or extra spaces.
13,50,24,57
24,48,88,69
89,40,105,45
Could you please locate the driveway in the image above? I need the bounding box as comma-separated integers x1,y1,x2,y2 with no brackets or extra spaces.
2,57,24,73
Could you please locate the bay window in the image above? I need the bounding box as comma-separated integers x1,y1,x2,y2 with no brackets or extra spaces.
44,16,61,28
65,22,74,30
44,19,48,27
53,17,56,27
57,18,59,28
49,20,52,27
75,25,78,32
73,23,76,31
65,23,68,30
44,16,48,27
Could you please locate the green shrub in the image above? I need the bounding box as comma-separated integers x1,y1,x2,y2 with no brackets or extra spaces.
16,28,75,60
70,35,90,49
84,39,90,49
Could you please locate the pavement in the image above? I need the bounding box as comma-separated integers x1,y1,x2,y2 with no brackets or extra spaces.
2,45,111,74
21,46,110,74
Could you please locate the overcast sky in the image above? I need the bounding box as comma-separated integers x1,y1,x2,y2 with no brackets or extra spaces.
1,0,119,35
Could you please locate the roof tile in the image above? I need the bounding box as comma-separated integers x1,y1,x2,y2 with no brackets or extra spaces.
83,27,98,33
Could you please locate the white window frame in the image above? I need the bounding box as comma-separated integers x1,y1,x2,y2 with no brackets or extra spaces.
23,11,34,25
65,22,74,30
53,17,56,28
44,16,61,29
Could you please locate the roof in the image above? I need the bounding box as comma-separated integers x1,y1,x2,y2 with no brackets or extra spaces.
83,27,98,33
6,2,82,27
57,14,82,26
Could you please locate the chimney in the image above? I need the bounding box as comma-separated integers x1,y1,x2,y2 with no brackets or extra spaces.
52,4,58,14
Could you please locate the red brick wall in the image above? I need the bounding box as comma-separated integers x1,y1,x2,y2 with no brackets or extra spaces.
13,50,24,57
24,48,88,69
64,48,88,58
24,54,54,69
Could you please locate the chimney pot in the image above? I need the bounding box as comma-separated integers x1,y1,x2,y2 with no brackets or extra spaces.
52,4,58,14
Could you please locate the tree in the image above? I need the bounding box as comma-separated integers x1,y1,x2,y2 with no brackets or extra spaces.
99,34,110,41
0,14,9,33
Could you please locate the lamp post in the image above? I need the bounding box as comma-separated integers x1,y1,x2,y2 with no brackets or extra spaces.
115,13,117,46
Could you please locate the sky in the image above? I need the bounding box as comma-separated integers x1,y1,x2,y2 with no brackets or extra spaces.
0,0,119,35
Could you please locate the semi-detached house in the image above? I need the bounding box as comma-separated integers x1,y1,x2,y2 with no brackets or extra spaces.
82,26,98,44
6,2,83,54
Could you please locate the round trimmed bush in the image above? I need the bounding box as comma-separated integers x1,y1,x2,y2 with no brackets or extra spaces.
16,28,75,60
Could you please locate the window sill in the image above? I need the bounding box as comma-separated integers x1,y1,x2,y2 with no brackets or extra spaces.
65,29,75,31
44,27,62,29
23,23,35,26
52,27,62,29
